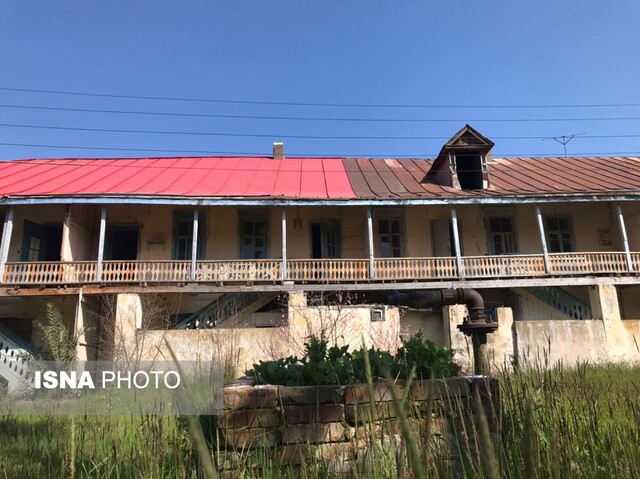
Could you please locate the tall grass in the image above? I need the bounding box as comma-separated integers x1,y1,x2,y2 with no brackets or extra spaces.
1,362,639,478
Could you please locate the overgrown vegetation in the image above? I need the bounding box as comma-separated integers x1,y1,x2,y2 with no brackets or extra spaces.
246,332,459,386
35,303,81,362
1,362,640,477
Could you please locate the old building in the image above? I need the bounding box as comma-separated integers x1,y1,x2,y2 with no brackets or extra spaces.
2,125,640,389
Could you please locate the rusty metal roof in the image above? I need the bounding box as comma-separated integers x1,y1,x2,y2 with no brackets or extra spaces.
344,156,640,199
1,155,640,202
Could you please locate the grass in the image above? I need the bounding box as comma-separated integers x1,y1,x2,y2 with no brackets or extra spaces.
1,362,639,478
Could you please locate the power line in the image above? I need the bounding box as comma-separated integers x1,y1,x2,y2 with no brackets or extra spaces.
2,86,640,109
4,103,640,123
4,122,640,141
6,122,640,141
1,141,640,159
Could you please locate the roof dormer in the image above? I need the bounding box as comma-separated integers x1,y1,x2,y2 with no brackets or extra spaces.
425,124,495,190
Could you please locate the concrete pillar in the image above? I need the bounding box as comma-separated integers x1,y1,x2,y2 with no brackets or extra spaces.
443,304,472,373
74,290,87,361
486,307,515,372
588,284,621,322
588,284,635,362
113,293,143,364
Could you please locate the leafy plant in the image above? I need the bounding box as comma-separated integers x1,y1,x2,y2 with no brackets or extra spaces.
246,332,459,386
35,303,80,363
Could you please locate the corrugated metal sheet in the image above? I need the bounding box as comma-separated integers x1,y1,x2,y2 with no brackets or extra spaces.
1,155,639,200
0,157,356,199
345,157,640,199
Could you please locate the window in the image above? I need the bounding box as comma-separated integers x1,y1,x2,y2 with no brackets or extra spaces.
378,218,403,258
20,220,62,261
455,154,484,189
172,212,206,260
310,220,341,259
488,217,516,254
545,216,574,253
239,212,269,259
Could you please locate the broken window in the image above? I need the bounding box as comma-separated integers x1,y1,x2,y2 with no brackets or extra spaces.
455,154,484,189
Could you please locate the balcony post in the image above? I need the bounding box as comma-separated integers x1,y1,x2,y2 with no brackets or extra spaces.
95,206,107,282
535,206,551,274
0,207,14,283
367,207,375,279
616,203,633,272
450,207,463,278
191,209,199,281
281,207,287,281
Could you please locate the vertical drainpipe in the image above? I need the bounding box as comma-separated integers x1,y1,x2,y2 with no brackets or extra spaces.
191,209,199,281
616,203,633,272
450,207,463,278
96,206,107,282
535,206,550,274
0,207,14,284
366,207,375,279
281,207,287,282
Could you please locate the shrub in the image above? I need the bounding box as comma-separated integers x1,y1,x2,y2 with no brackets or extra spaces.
246,332,459,386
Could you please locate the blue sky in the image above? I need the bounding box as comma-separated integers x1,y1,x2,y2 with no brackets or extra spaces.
1,1,640,160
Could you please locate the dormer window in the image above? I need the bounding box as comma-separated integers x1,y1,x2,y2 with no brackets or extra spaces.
424,124,494,190
455,153,485,189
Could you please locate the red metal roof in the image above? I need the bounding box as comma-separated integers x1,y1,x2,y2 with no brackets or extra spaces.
0,157,356,199
1,155,640,201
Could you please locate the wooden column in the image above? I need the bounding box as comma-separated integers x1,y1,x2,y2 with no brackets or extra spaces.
535,206,550,274
281,207,287,281
367,207,375,279
0,207,14,283
450,208,463,278
191,209,199,280
616,203,633,272
95,206,107,282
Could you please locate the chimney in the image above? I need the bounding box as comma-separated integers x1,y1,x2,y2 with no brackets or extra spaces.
273,142,284,160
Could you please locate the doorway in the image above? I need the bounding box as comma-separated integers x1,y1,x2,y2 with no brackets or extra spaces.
20,220,62,261
106,226,139,260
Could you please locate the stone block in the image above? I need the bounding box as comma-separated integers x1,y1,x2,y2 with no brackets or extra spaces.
409,377,470,402
279,385,343,405
215,408,281,429
281,422,347,444
345,402,397,424
222,385,278,410
282,404,345,424
343,382,404,405
218,427,279,449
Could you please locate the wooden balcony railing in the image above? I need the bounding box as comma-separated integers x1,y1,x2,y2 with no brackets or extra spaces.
1,252,637,286
288,259,369,282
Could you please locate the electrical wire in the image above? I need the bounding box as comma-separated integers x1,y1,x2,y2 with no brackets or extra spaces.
3,86,640,109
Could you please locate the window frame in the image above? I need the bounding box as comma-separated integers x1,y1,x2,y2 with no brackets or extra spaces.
374,209,405,258
238,210,270,259
486,213,518,255
544,215,575,253
172,211,206,260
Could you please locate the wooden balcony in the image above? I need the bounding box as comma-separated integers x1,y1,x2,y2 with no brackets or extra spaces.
2,252,638,287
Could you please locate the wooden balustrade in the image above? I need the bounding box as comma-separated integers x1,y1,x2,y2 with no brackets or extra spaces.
548,252,629,275
374,257,457,280
287,259,369,281
102,261,191,282
462,255,546,278
196,260,281,282
4,261,96,285
1,252,638,286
